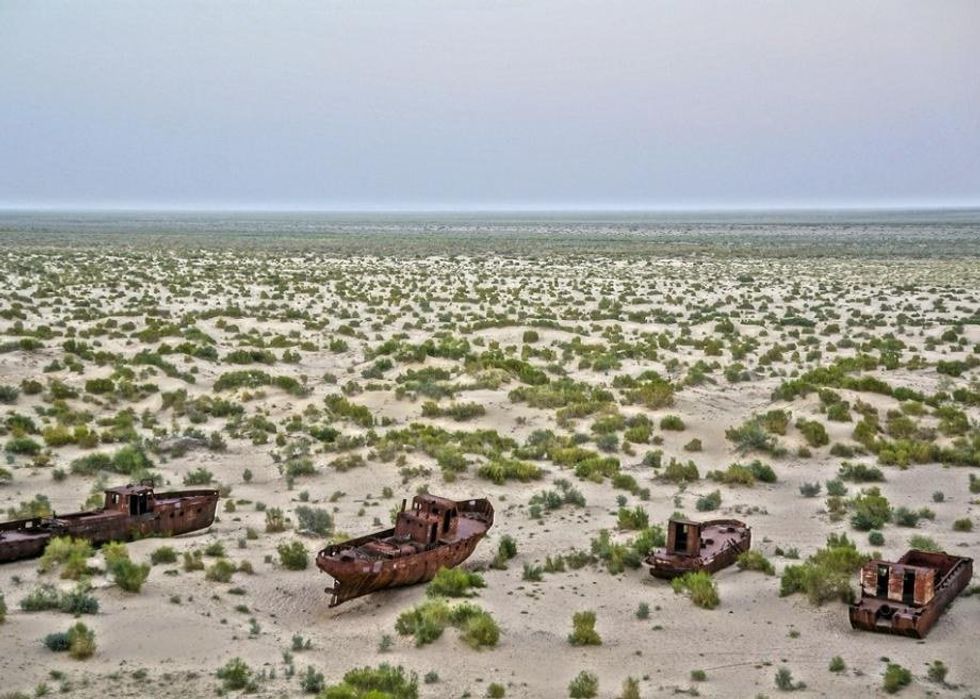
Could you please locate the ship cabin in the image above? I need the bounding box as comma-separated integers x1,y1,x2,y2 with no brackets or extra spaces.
666,518,703,557
104,483,156,517
395,494,460,546
858,550,956,607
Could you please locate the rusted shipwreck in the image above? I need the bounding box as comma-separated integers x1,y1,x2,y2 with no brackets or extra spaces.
849,549,973,638
316,494,494,607
0,482,219,564
645,517,751,578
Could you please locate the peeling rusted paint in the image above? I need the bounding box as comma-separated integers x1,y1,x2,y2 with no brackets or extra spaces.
849,549,973,638
0,482,219,563
316,494,494,606
645,518,751,579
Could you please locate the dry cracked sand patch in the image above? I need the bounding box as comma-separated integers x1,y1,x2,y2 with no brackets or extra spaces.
0,243,977,698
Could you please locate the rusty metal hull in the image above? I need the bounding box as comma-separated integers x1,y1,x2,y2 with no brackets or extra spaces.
0,489,219,564
317,497,493,606
645,518,751,579
849,551,973,639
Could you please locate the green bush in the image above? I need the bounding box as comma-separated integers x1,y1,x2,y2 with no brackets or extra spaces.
953,517,973,532
737,550,775,575
660,415,685,431
150,546,178,565
427,567,486,598
796,418,829,447
216,657,254,691
616,506,649,530
850,488,892,531
0,591,6,623
295,506,334,536
883,663,912,694
205,558,236,582
477,457,542,484
111,558,151,593
39,537,93,580
671,571,719,609
568,671,599,698
779,534,868,605
567,610,601,646
319,664,418,699
696,490,722,512
278,541,309,570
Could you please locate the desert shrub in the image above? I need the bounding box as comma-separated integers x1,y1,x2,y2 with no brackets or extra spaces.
868,530,885,546
737,550,775,575
726,417,777,454
893,507,920,528
953,517,973,532
183,467,214,485
617,506,649,530
5,436,41,455
321,664,419,698
39,537,93,580
568,671,599,699
907,535,941,552
926,660,947,684
825,478,848,496
477,457,542,484
183,550,205,572
774,667,805,691
660,458,699,483
0,592,5,623
838,462,884,483
850,488,892,531
43,631,72,652
0,384,20,404
216,657,254,692
799,481,822,497
567,610,601,645
109,553,150,593
671,571,719,609
278,541,309,570
829,656,846,673
491,535,518,569
295,506,334,536
63,622,96,659
459,609,500,649
696,490,722,512
779,533,868,605
427,567,486,598
659,415,685,431
796,418,829,447
150,546,178,565
265,507,287,533
883,663,912,694
395,599,499,649
205,559,236,582
761,409,791,435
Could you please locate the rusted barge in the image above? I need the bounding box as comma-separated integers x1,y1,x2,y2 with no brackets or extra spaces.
645,517,751,579
0,482,219,564
849,549,973,638
316,494,494,607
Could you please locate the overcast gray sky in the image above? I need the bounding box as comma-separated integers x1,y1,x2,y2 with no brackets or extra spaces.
1,1,978,211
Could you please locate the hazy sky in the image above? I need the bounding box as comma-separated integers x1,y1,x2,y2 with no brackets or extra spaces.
1,1,978,211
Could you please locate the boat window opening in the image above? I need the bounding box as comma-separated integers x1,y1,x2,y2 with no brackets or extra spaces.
429,523,438,543
443,509,451,533
902,569,916,605
876,565,889,597
129,496,139,516
674,522,688,553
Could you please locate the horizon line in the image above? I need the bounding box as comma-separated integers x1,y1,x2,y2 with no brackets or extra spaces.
2,203,980,215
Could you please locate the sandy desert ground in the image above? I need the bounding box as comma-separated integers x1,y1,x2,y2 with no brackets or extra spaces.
0,221,977,698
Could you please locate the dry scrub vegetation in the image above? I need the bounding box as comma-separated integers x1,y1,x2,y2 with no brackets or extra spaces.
0,221,978,697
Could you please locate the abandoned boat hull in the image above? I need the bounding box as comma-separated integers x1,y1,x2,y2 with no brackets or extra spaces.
646,518,751,579
0,488,219,564
319,532,486,606
849,551,973,639
317,496,493,607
